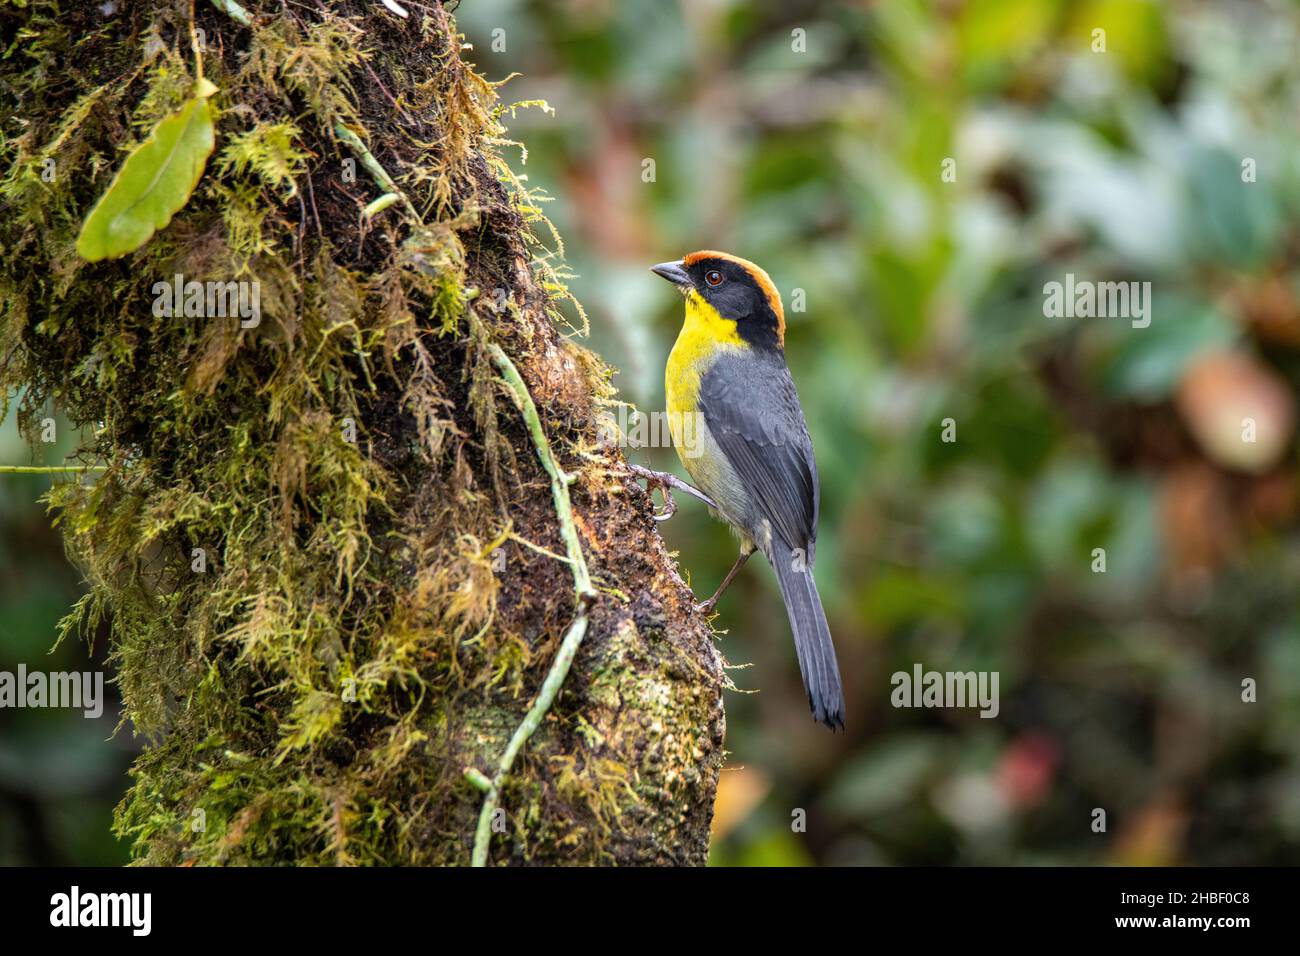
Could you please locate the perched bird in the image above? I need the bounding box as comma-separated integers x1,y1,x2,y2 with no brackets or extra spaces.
650,251,845,729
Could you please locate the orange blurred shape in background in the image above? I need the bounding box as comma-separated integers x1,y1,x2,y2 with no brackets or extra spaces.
1176,351,1294,475
711,766,772,842
1109,795,1189,867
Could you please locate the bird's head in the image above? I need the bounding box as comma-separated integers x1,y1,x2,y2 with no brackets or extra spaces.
651,250,785,349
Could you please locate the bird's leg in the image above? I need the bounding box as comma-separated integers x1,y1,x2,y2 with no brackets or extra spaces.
628,463,717,520
695,547,754,615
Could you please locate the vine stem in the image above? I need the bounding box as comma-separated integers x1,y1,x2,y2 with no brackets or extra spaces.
333,124,422,222
189,0,205,84
466,343,596,867
209,0,253,27
0,465,106,474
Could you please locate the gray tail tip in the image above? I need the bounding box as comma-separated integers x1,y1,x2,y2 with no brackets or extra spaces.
811,696,845,732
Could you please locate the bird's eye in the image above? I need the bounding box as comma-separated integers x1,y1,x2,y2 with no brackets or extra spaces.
705,270,724,287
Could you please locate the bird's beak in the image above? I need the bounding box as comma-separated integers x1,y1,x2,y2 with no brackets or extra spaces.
651,259,692,292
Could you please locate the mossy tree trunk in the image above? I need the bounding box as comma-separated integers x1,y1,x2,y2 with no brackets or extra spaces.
0,1,723,865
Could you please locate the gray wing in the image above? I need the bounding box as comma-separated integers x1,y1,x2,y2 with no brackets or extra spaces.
697,350,820,555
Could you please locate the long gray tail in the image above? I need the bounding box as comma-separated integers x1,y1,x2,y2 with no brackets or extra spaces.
771,541,845,730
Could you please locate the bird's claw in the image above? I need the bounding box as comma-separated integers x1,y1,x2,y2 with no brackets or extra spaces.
650,483,677,521
629,464,680,520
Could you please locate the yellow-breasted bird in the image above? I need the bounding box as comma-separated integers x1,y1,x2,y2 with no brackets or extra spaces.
651,251,845,730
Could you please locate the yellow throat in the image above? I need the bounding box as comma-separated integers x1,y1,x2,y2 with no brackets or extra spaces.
664,290,745,456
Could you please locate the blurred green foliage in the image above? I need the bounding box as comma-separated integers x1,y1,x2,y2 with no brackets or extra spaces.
5,0,1300,866
0,408,133,864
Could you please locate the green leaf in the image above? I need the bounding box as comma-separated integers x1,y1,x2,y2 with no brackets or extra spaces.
75,84,218,262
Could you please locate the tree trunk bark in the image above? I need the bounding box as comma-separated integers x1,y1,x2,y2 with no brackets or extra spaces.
0,0,723,865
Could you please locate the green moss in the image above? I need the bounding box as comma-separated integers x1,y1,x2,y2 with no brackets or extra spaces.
0,0,722,866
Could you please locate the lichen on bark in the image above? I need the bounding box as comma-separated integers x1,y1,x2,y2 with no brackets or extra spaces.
0,0,724,865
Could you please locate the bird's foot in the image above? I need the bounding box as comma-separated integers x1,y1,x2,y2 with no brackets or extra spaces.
628,464,717,520
692,549,753,617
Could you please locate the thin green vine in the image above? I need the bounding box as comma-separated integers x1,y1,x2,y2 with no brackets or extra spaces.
209,0,252,27
465,341,596,866
0,465,106,474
